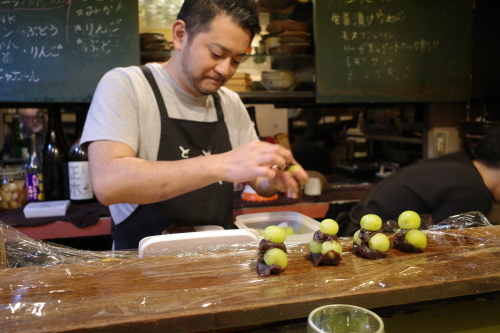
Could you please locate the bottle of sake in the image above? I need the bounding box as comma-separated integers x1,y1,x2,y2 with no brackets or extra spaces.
68,108,94,203
43,108,69,201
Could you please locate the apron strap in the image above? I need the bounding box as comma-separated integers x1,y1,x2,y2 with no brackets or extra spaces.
140,65,171,147
140,65,168,116
211,91,225,122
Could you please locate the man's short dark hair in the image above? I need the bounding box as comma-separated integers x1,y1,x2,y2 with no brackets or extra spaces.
177,0,260,43
475,125,500,169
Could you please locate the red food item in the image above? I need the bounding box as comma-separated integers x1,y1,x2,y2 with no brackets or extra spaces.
241,184,279,202
241,191,279,202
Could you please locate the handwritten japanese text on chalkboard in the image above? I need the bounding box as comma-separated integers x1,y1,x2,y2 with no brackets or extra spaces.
0,0,127,84
330,4,440,83
0,0,139,103
314,0,472,103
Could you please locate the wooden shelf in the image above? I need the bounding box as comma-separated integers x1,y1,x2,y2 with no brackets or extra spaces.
363,134,423,144
238,90,315,104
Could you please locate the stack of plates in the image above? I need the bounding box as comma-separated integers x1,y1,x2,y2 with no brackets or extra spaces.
263,19,313,55
140,33,172,63
277,31,312,55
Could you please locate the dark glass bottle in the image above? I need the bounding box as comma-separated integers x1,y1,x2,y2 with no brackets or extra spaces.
68,108,94,203
43,108,69,201
10,116,29,160
26,133,45,202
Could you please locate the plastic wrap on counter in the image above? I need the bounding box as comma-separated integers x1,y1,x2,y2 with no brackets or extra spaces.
381,211,492,233
428,211,492,230
0,221,136,268
0,212,499,332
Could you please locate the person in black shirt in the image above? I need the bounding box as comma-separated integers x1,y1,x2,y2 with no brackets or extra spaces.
291,124,334,176
337,125,500,236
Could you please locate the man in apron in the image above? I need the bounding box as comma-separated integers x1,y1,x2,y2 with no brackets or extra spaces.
81,0,309,249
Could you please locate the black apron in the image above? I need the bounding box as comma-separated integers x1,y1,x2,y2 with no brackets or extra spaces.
112,66,234,250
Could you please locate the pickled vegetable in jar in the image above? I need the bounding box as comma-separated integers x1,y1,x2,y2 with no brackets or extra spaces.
0,166,28,210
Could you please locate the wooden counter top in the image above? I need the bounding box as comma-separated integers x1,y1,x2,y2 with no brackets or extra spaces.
1,225,500,332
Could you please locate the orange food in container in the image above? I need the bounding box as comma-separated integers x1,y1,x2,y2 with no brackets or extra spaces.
241,184,278,202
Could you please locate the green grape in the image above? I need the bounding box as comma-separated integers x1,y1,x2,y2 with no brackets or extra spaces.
284,226,295,236
353,230,362,245
263,225,287,243
321,241,342,255
360,214,382,231
368,233,390,252
263,248,288,268
309,239,322,253
405,229,427,249
287,164,301,175
319,219,339,235
398,210,421,229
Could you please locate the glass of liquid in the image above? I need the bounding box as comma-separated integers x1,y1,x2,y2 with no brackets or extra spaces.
307,304,384,333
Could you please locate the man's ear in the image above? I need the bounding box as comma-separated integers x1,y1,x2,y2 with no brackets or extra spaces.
172,20,188,50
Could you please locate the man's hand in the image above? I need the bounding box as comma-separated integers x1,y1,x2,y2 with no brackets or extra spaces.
218,140,308,197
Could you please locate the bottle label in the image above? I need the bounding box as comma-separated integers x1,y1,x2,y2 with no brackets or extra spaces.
68,161,93,200
26,173,45,202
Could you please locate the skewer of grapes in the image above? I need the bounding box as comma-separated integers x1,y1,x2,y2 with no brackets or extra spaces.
257,226,288,276
309,219,343,267
353,214,390,259
392,210,427,253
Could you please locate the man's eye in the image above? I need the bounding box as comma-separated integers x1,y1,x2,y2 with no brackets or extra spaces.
211,52,222,58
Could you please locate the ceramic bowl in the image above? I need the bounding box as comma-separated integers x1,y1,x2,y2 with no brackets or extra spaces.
260,70,296,91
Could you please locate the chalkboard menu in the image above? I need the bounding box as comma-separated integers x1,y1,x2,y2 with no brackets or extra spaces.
0,0,140,104
314,0,473,103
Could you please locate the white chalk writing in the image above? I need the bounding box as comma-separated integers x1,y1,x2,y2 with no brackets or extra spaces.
0,0,127,84
329,5,440,83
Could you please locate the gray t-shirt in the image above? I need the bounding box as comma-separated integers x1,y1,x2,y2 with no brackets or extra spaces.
81,62,258,224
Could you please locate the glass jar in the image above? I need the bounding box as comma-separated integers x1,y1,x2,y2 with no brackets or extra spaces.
0,166,28,210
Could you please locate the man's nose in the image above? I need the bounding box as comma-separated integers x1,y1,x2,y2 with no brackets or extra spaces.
215,58,234,78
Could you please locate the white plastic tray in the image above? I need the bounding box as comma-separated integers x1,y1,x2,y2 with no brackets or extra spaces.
138,227,259,258
234,211,320,244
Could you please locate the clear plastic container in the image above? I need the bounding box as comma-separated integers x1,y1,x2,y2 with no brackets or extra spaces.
0,166,27,210
235,211,320,244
